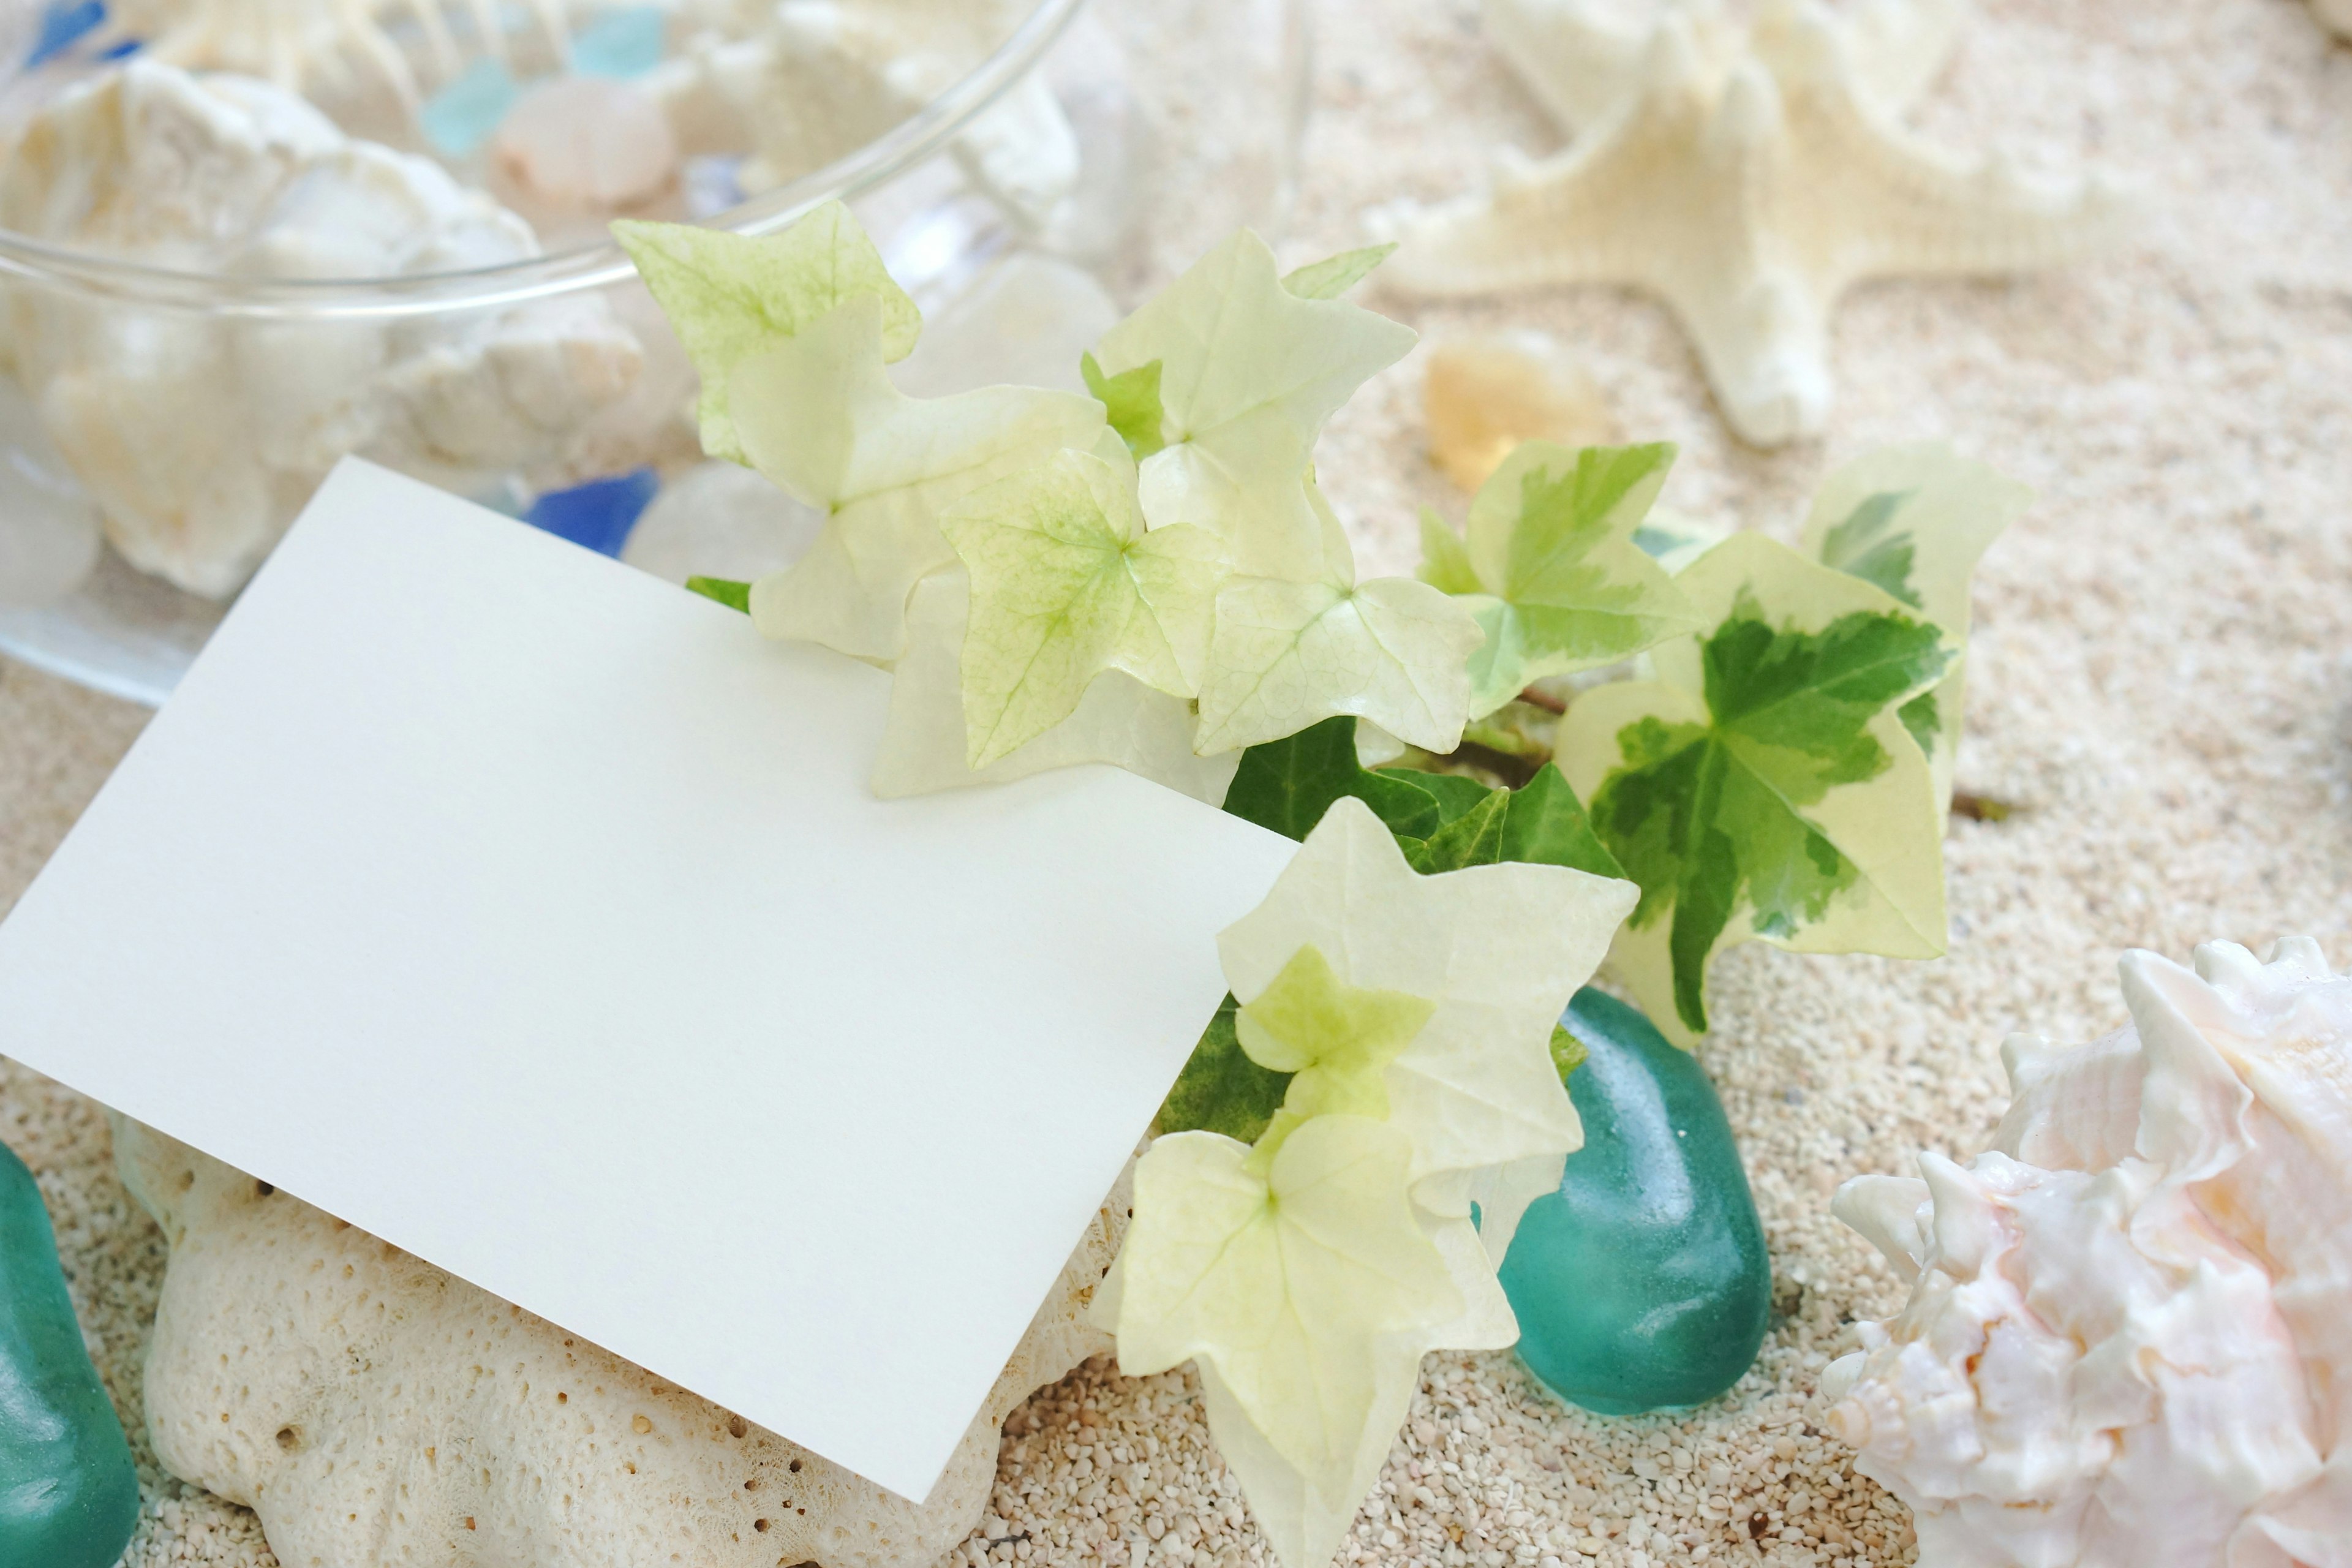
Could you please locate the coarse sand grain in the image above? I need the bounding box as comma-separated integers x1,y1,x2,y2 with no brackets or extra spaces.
6,1,2352,1564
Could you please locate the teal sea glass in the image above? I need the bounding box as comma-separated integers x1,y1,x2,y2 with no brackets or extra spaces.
1498,987,1770,1414
1,1140,141,1568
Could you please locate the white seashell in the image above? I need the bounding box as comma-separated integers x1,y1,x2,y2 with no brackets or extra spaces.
115,1115,1128,1568
103,0,574,105
0,61,641,598
1388,0,2136,447
488,76,680,218
645,0,1080,230
1826,937,2352,1568
2314,1,2352,41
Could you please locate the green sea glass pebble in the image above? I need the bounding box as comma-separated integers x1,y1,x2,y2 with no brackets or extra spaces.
1498,987,1770,1414
1,1140,141,1568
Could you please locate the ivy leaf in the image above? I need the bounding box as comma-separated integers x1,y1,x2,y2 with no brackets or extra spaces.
1218,797,1638,1259
1220,715,1452,840
1418,442,1699,718
1280,242,1398,301
686,576,752,612
869,572,1242,804
1157,997,1291,1143
1800,443,2027,814
729,297,1107,663
1089,230,1417,579
615,205,921,465
1193,575,1482,756
1237,944,1434,1127
1109,1120,1462,1550
941,449,1225,767
1549,1023,1588,1081
1401,790,1508,873
1559,533,1954,1046
1499,764,1628,879
1080,352,1167,460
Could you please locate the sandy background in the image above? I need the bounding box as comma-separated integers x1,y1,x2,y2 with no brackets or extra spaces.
6,1,2352,1564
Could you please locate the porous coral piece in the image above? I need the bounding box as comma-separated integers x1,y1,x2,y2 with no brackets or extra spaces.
1825,937,2352,1568
115,1118,1127,1568
0,61,641,598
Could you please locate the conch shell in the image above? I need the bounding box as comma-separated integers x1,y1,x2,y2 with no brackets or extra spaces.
1824,938,2352,1567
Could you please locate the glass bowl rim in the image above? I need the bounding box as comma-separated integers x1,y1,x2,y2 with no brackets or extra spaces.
0,0,1088,321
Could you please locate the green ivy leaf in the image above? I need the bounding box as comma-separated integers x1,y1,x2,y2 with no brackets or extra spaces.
686,576,752,612
1417,442,1699,718
1080,352,1167,460
1237,944,1435,1136
1498,763,1627,879
1560,534,1954,1044
1280,243,1398,301
1548,1023,1588,1082
615,205,921,464
1400,791,1509,874
1157,997,1292,1143
1220,715,1449,840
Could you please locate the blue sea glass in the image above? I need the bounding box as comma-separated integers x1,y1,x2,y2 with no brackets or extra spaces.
524,467,660,558
1498,987,1770,1414
0,1141,141,1568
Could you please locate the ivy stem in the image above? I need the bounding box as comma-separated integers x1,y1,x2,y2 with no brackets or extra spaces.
1516,685,1567,714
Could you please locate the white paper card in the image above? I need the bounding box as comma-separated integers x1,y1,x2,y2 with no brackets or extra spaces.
0,461,1295,1501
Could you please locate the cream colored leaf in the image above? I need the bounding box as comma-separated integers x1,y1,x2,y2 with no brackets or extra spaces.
732,298,1106,663
869,571,1240,804
1216,797,1638,1258
615,203,920,464
942,449,1224,767
1193,576,1483,756
1091,230,1416,581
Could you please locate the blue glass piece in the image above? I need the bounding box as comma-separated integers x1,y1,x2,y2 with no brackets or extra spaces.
95,37,138,59
1497,987,1771,1414
28,1,106,68
419,58,519,159
571,6,666,78
524,468,660,558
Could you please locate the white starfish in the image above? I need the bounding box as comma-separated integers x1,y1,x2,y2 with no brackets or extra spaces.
1387,0,2136,445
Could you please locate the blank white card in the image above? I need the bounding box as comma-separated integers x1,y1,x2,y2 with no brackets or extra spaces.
0,460,1295,1501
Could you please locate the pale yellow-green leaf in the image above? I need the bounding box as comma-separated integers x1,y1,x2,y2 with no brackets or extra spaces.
1193,576,1483,756
1799,442,2029,813
1559,533,1951,1047
1110,1119,1460,1515
1091,230,1416,581
868,571,1241,804
1280,242,1398,301
614,204,920,464
1422,442,1698,719
731,298,1105,663
941,449,1225,767
1236,944,1434,1124
1217,797,1637,1258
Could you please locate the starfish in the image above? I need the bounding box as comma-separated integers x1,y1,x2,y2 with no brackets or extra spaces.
1387,0,2137,445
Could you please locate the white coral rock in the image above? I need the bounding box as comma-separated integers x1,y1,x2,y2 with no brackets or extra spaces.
0,61,641,598
1825,938,2352,1568
115,1116,1126,1568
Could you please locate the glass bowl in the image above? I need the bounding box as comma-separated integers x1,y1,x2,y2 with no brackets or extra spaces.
0,0,1309,705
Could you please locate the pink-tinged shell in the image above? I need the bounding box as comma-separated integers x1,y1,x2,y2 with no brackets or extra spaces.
1825,938,2352,1568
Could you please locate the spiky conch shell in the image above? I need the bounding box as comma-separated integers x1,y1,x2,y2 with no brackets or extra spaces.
1823,938,2352,1568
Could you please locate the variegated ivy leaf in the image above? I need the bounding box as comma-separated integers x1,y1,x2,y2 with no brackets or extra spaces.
868,571,1240,804
1193,575,1483,756
941,449,1225,767
1109,1118,1463,1547
1800,443,2028,813
1559,533,1954,1046
1237,944,1434,1147
1417,442,1700,718
729,297,1107,663
615,204,921,465
1088,230,1417,581
1218,797,1637,1261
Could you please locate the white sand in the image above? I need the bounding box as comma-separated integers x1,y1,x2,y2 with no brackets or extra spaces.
6,1,2352,1564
